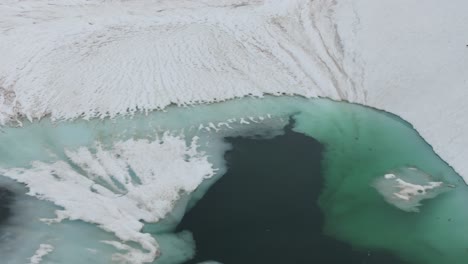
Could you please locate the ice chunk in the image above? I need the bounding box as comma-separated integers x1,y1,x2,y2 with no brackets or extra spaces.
29,244,54,264
373,167,453,212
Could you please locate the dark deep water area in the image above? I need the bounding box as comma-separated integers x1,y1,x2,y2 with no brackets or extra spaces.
0,187,13,224
176,121,405,264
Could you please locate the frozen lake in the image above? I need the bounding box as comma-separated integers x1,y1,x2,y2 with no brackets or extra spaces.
0,96,466,264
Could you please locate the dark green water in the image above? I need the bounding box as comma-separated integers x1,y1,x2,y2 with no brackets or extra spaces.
177,120,405,264
0,188,13,224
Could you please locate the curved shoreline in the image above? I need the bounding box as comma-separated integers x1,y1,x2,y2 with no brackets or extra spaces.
1,0,467,181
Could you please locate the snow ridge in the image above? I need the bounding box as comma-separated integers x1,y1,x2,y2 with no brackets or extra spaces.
0,0,361,123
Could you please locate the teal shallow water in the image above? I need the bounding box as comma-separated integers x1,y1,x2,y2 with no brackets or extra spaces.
0,96,466,264
292,101,468,264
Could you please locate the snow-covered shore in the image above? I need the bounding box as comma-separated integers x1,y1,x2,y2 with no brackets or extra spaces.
0,0,467,178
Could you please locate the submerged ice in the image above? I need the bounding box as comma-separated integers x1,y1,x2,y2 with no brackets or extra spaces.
0,96,467,264
374,167,452,212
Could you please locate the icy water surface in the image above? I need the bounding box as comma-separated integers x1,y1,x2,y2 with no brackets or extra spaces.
0,96,467,264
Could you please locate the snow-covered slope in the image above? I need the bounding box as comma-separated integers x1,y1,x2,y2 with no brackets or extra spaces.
0,0,361,122
0,0,467,178
349,0,468,180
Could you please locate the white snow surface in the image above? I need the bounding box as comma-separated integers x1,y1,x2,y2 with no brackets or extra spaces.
1,135,215,263
0,0,467,178
0,0,359,122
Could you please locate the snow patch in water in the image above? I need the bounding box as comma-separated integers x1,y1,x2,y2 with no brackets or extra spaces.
29,244,54,264
1,135,215,263
374,167,452,212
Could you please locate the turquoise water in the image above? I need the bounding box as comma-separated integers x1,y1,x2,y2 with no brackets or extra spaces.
292,101,468,264
0,96,466,263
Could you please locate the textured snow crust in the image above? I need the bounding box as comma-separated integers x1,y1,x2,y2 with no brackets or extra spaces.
1,0,467,179
0,0,360,123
